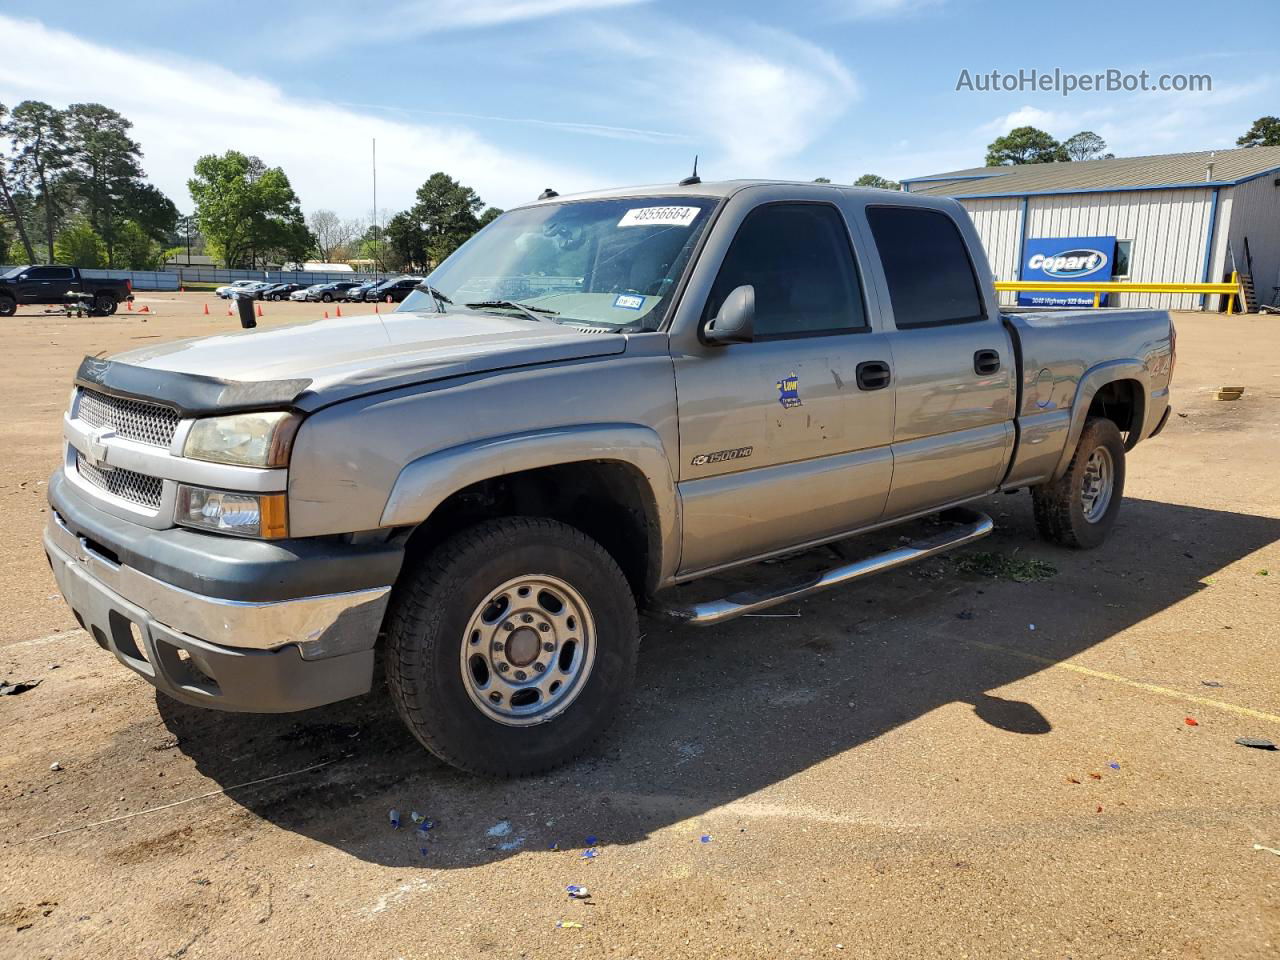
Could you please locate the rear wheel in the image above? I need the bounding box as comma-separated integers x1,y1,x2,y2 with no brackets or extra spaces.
91,294,117,316
1031,417,1126,549
321,292,333,302
385,517,639,776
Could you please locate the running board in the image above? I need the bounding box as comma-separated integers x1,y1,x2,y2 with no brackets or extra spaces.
655,508,994,626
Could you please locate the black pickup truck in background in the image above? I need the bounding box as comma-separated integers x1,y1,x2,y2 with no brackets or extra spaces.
0,265,134,317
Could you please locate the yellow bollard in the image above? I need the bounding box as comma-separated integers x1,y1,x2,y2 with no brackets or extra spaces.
1092,291,1100,308
1228,271,1238,316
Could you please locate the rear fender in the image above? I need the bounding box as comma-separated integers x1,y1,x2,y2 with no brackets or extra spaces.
1052,359,1148,479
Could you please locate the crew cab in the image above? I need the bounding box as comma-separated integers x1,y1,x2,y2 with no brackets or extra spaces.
0,265,133,317
44,181,1174,776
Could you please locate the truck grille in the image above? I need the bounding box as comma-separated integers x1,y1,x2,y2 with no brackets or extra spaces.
76,452,164,509
77,389,180,449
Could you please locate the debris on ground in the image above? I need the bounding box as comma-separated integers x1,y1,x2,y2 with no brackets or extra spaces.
556,920,584,929
1185,717,1199,726
581,848,598,859
0,679,42,696
411,812,431,825
1254,844,1280,856
486,820,512,837
952,551,1057,583
1235,737,1277,750
1109,762,1121,770
1258,569,1270,576
1201,680,1223,688
956,609,976,620
497,837,525,851
700,833,713,843
49,761,61,771
1066,776,1081,784
389,809,400,829
1215,386,1245,401
566,884,590,899
1088,772,1102,780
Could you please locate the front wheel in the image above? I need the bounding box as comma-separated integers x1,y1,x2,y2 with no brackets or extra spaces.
321,292,333,302
385,517,639,776
0,296,15,317
1031,417,1126,549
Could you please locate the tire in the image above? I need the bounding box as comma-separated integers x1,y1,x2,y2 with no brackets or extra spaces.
321,292,333,302
0,296,15,318
270,294,281,301
385,517,639,776
93,294,117,316
1031,417,1126,549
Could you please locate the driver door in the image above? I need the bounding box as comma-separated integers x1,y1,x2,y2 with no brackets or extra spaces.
671,197,896,575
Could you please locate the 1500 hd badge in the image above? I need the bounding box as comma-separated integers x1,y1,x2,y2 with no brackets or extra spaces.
691,446,753,467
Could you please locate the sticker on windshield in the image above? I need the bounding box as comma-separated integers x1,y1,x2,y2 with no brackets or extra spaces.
613,294,645,310
617,206,701,228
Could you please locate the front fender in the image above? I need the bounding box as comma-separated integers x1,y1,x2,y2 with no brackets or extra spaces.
379,423,682,584
1051,359,1149,479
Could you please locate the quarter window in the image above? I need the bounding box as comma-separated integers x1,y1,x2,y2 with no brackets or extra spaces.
866,206,985,328
704,203,867,339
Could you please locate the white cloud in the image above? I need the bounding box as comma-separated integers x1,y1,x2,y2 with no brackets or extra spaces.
827,0,945,19
291,0,648,55
0,15,602,217
584,21,858,170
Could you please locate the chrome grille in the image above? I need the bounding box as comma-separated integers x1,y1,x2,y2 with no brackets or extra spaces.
76,452,164,509
77,389,180,448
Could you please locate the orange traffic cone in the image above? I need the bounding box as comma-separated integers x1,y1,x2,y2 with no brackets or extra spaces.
256,302,263,318
374,303,379,313
139,304,150,313
203,303,209,315
126,299,133,311
227,304,233,317
180,286,185,294
335,305,342,317
323,310,329,319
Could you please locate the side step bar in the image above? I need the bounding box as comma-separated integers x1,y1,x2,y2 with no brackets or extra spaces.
656,508,994,626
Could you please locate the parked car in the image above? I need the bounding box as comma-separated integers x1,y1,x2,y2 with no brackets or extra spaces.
261,282,307,301
341,281,378,302
308,281,362,303
365,276,423,303
0,265,132,317
45,180,1176,777
215,280,261,299
290,284,324,302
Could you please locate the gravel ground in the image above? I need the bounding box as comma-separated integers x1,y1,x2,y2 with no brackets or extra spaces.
1,294,1277,959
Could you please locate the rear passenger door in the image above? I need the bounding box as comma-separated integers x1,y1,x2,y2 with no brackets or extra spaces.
671,197,896,575
861,204,1015,519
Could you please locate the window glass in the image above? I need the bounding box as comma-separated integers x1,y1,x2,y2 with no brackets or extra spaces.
866,206,984,328
1112,240,1132,278
30,267,74,280
703,203,867,338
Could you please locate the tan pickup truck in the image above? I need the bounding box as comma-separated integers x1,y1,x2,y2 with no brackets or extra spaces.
45,180,1174,774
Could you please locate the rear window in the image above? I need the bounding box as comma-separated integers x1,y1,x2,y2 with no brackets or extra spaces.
866,206,984,329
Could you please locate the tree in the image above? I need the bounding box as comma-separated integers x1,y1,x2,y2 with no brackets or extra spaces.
114,219,163,269
410,172,484,265
478,206,503,228
1237,116,1280,148
53,220,106,267
124,183,179,249
63,103,145,266
384,211,427,271
0,104,36,262
1062,131,1109,162
985,126,1068,166
5,100,71,259
854,173,901,190
188,151,313,268
813,176,832,183
308,208,361,262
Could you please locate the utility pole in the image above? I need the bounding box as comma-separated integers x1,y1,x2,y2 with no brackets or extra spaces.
372,138,379,286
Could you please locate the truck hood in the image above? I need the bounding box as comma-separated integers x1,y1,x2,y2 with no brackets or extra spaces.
97,310,628,413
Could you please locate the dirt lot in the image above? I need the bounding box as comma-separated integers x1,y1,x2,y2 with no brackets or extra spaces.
1,293,1278,959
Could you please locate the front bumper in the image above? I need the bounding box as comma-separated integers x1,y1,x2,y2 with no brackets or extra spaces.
44,474,402,713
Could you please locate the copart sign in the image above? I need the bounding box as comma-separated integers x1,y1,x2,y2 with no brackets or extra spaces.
1019,236,1117,307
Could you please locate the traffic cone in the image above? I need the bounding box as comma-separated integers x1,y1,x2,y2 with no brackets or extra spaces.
256,302,263,318
126,299,133,311
374,303,379,313
227,304,233,317
203,303,209,315
335,305,342,317
180,286,185,294
323,310,329,319
139,304,150,313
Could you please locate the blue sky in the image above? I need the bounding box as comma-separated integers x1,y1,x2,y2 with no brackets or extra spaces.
0,1,1275,217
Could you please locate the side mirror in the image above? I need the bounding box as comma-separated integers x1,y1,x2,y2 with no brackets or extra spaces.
704,284,755,344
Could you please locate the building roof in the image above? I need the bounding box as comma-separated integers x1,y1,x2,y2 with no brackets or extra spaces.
904,146,1280,198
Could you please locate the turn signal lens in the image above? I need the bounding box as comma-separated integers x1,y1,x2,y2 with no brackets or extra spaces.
175,485,288,539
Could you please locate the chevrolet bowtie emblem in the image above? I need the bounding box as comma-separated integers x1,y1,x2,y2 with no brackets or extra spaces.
86,426,116,466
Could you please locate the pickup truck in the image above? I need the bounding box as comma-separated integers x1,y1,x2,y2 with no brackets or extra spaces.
0,265,133,317
43,181,1175,776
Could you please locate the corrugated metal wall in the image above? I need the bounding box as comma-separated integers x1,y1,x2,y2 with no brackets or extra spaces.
961,187,1222,311
1224,175,1280,309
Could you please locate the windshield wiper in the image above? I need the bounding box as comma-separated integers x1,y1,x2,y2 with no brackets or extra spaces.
464,299,560,323
413,283,453,311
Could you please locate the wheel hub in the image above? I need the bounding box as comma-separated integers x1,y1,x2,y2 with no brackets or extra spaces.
1080,445,1115,523
460,573,596,726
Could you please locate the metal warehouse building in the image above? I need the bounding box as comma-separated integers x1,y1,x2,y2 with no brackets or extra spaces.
903,146,1280,311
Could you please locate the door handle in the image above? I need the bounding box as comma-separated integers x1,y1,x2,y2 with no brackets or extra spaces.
856,360,891,391
973,349,1001,375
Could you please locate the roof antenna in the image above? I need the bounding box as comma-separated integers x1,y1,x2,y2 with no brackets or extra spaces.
537,187,559,200
679,156,701,187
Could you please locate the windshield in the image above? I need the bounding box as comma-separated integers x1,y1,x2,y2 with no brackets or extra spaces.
2,266,28,279
397,196,718,330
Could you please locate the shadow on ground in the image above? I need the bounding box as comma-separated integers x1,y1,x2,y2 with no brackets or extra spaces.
150,494,1280,868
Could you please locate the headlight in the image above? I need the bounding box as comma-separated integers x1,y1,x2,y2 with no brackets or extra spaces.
183,411,300,467
176,485,288,539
